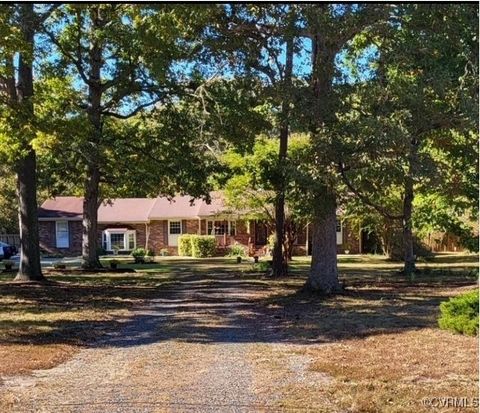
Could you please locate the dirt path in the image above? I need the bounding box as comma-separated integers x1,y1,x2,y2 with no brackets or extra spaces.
0,275,290,413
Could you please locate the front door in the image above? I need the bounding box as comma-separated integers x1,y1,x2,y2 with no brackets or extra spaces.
255,222,268,245
168,220,182,246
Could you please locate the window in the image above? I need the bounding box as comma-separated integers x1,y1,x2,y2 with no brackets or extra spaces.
56,221,69,248
110,233,125,250
102,229,136,251
207,220,236,236
336,220,343,245
169,221,181,234
336,220,342,233
128,233,135,250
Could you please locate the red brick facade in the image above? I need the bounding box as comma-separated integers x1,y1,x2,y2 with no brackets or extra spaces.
39,220,83,256
38,218,361,257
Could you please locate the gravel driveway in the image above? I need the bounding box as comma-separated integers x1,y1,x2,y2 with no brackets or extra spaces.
1,274,293,412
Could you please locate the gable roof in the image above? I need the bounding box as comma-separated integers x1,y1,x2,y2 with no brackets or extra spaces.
98,198,157,222
148,195,203,219
38,197,83,220
38,192,232,222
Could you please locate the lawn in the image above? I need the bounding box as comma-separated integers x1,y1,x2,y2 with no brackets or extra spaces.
0,253,477,412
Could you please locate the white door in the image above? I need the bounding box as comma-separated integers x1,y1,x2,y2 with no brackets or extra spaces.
168,220,182,246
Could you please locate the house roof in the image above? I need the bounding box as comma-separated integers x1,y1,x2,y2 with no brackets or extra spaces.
38,192,233,222
98,198,156,222
197,191,229,217
148,195,204,219
38,197,83,220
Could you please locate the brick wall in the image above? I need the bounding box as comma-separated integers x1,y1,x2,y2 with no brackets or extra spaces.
39,220,82,256
146,220,167,254
184,219,200,234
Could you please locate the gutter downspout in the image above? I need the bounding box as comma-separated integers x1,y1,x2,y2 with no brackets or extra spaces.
145,222,150,251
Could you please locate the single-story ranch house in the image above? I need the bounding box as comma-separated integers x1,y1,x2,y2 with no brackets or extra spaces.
38,192,358,256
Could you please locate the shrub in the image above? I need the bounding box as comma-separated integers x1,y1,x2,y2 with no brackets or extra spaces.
242,261,270,273
131,248,146,258
227,243,247,257
131,247,146,263
146,249,155,257
159,248,169,256
460,234,479,253
438,290,479,336
178,235,194,256
53,261,66,270
191,235,217,258
268,234,276,249
96,247,107,256
3,259,14,270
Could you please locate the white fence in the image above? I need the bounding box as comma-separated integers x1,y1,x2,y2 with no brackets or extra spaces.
0,234,20,247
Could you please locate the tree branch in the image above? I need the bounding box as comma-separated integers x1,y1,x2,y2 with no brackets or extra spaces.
42,27,91,86
101,96,164,119
338,162,404,220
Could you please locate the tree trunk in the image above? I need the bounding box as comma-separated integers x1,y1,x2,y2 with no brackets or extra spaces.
15,150,43,281
81,7,104,269
402,171,415,276
272,33,294,277
14,4,44,282
283,218,297,262
81,165,101,269
305,29,341,293
272,192,287,276
402,139,418,277
306,188,341,293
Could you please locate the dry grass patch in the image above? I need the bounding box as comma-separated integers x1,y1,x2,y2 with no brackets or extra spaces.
251,261,478,413
0,275,163,378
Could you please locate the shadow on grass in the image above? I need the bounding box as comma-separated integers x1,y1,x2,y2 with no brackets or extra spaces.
0,261,476,348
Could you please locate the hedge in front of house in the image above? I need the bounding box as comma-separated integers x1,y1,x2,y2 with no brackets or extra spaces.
190,235,217,258
178,234,194,256
438,290,479,336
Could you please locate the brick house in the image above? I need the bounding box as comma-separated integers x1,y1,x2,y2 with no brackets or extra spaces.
38,192,359,256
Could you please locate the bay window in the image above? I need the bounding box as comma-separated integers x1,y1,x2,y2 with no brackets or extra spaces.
102,229,136,252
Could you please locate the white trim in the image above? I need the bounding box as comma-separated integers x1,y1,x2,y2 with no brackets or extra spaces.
168,220,182,246
55,221,69,248
102,229,136,252
336,220,343,245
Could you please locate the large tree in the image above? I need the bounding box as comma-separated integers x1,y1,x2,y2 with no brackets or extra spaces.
0,4,58,281
336,4,478,276
299,4,389,292
201,4,303,276
41,4,213,268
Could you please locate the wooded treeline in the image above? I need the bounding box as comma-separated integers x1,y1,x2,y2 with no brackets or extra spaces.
0,4,477,290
